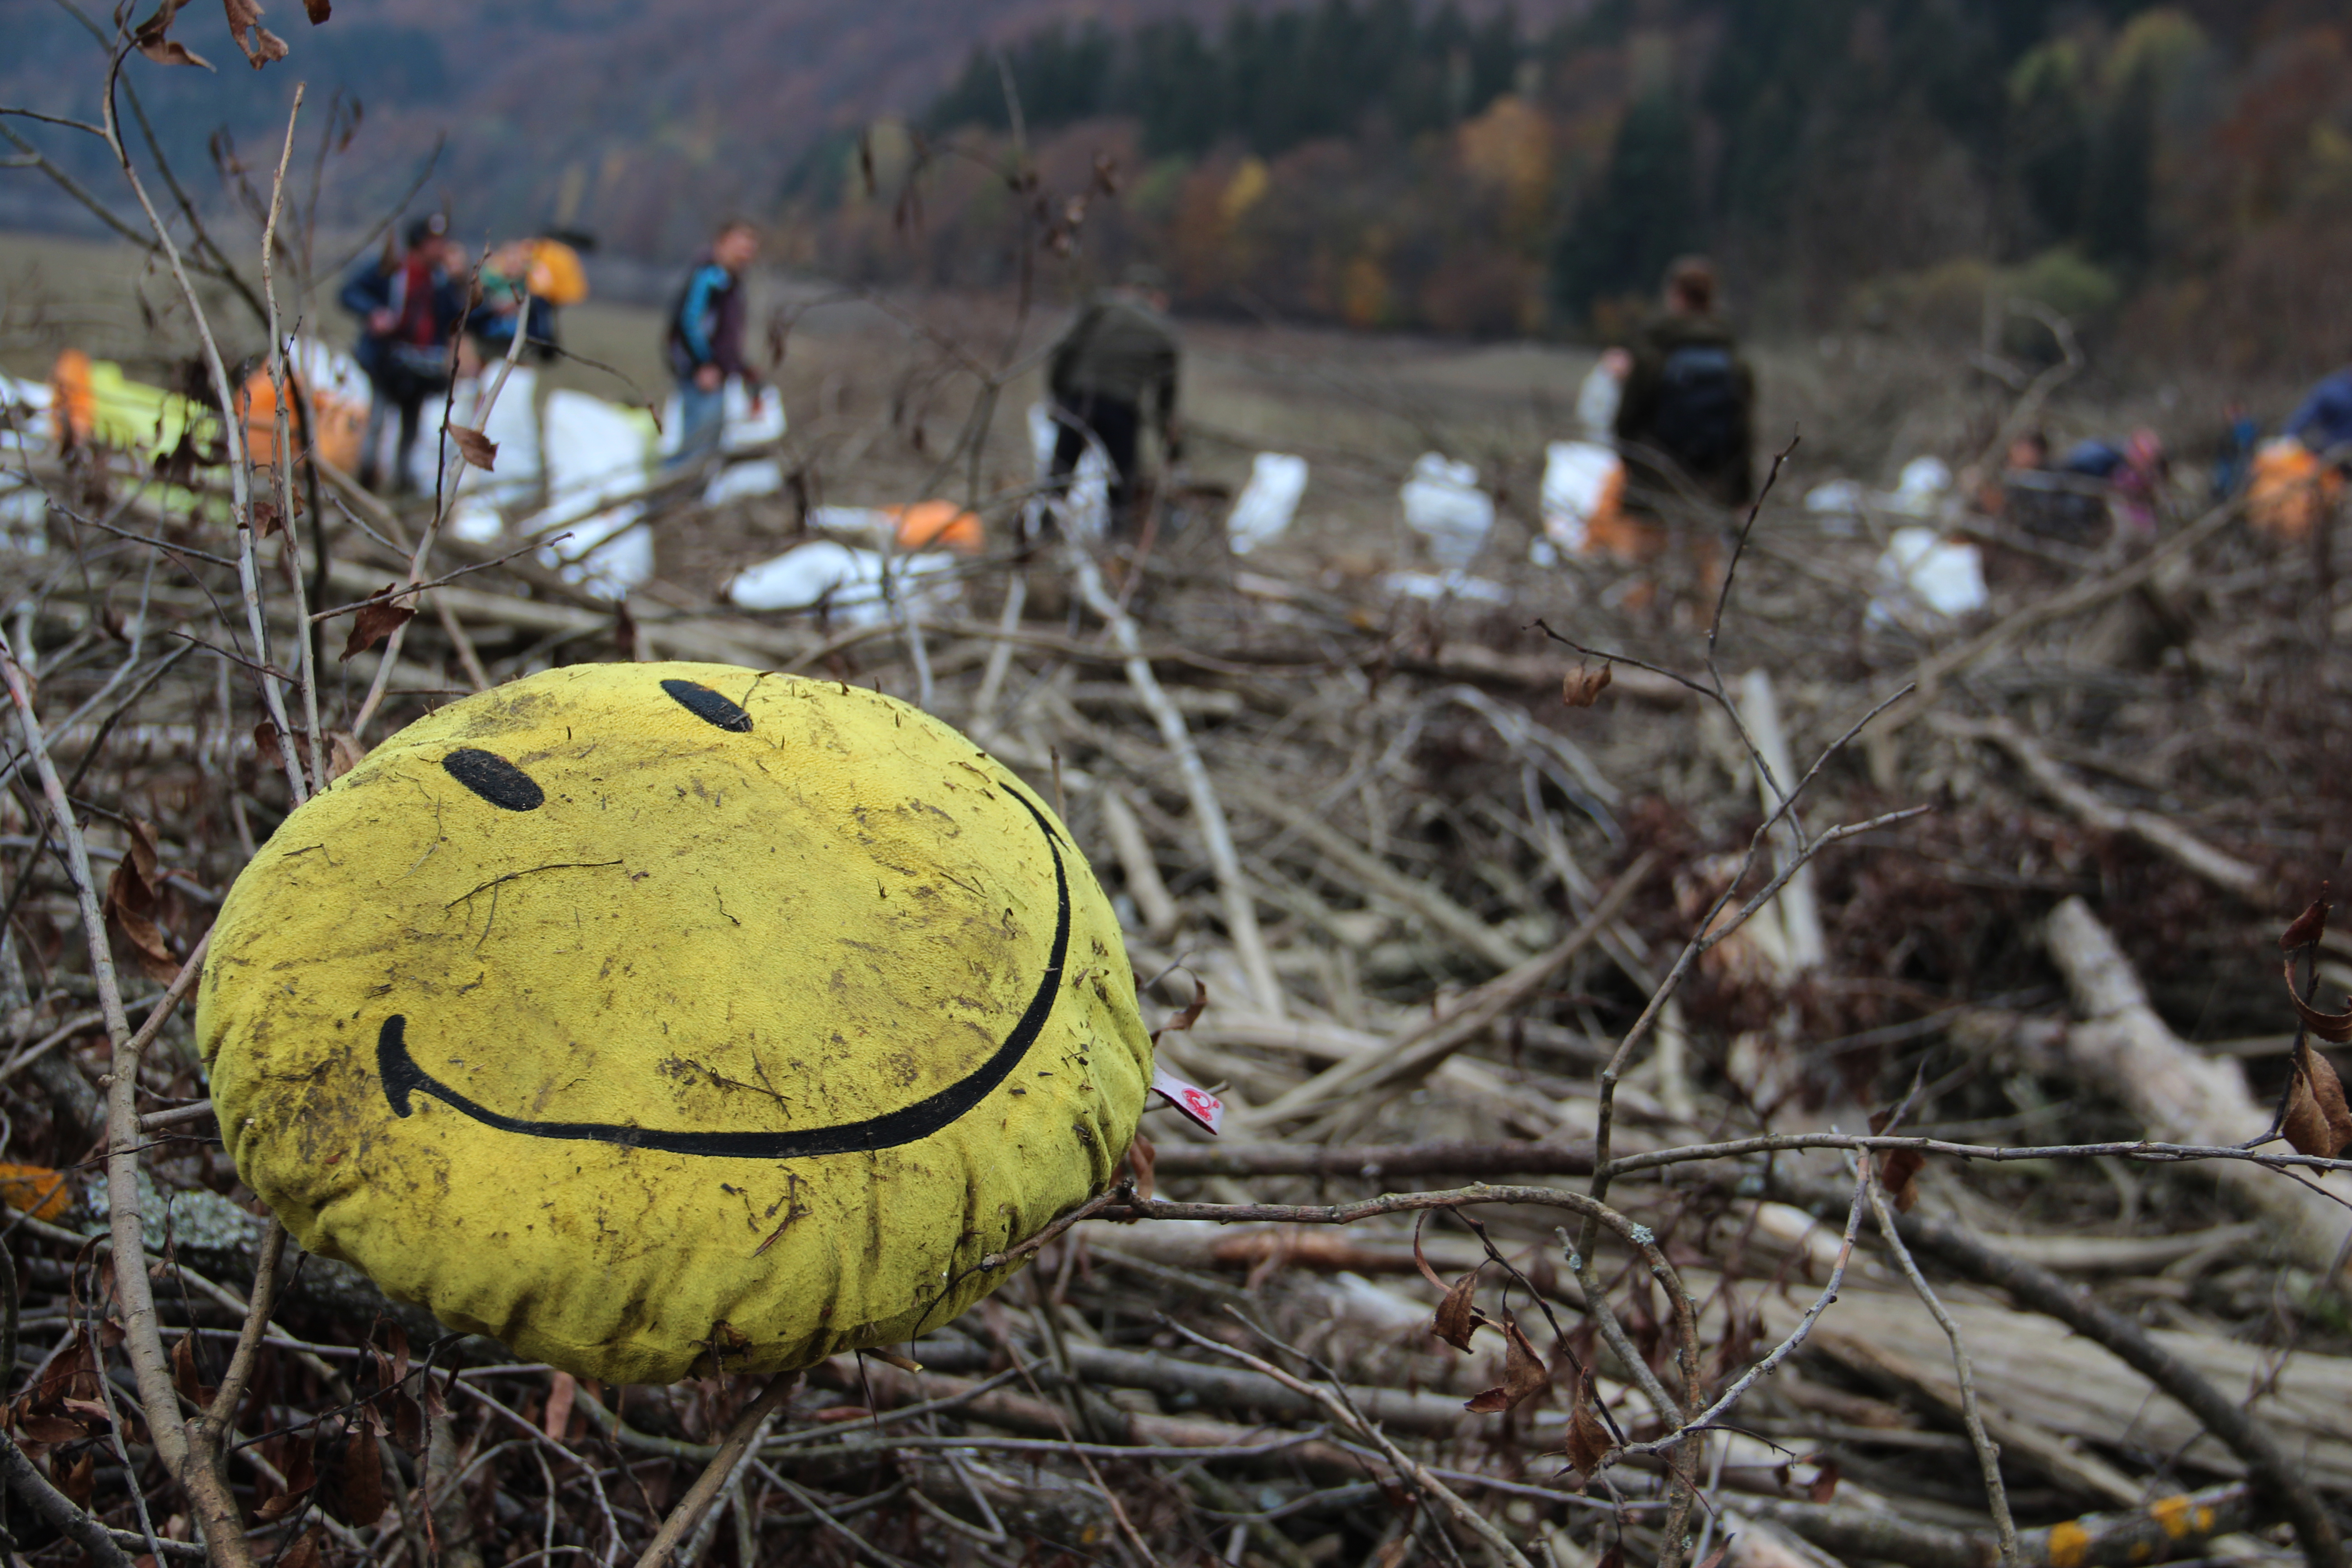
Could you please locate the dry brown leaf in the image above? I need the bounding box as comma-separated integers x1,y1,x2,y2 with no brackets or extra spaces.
1431,1268,1488,1352
279,1528,324,1568
1562,1372,1611,1477
17,1412,88,1445
169,1334,216,1409
342,587,416,662
132,0,213,67
1151,978,1206,1044
104,823,180,985
1876,1147,1926,1211
58,1451,94,1507
1465,1318,1548,1413
325,730,368,783
1119,1131,1156,1201
341,1425,385,1524
2283,1048,2352,1159
447,424,498,471
255,1435,315,1519
2284,959,2352,1043
301,0,328,19
222,0,286,64
1807,1457,1841,1504
1563,663,1612,708
250,495,283,538
2281,892,2332,952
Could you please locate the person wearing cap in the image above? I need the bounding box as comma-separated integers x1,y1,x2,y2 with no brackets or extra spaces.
662,218,762,476
1045,263,1182,539
339,213,469,494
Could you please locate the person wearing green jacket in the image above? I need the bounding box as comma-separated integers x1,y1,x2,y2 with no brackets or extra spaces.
1613,256,1756,514
1045,263,1182,539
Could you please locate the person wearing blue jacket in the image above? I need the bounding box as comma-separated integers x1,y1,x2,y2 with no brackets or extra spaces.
339,214,468,494
661,220,761,475
2285,366,2352,462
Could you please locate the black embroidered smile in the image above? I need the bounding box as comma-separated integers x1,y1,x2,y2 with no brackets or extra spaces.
375,678,1070,1159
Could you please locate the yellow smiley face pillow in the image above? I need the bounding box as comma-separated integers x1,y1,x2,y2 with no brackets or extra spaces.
196,663,1152,1383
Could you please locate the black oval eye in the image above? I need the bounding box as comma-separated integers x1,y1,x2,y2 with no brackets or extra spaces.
661,679,753,733
441,748,544,811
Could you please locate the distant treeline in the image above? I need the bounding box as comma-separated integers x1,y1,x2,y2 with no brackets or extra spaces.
925,0,1526,159
795,0,2352,375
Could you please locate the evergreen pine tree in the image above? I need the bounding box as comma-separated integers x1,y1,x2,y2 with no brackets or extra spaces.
1550,87,1703,328
2082,57,2156,268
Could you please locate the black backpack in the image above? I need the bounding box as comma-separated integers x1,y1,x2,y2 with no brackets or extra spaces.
1650,344,1742,473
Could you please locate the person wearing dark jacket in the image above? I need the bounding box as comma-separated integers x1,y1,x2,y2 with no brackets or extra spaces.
662,220,760,475
1613,256,1756,514
339,213,468,494
1046,263,1181,538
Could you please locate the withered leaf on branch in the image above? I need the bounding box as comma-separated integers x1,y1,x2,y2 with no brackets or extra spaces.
1465,1318,1549,1413
2283,1047,2352,1160
1561,1371,1612,1478
1152,978,1206,1045
104,819,181,985
1563,663,1612,708
2284,959,2352,1043
255,1436,317,1520
280,1531,325,1568
1118,1131,1156,1202
222,0,288,65
340,1425,385,1525
302,0,328,18
132,0,213,67
169,1333,216,1408
342,586,416,662
1808,1457,1842,1504
2280,892,2331,952
1877,1147,1926,1212
1431,1269,1489,1352
58,1451,94,1506
447,424,498,471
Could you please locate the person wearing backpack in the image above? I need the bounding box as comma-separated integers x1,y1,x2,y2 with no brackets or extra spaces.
1613,256,1755,514
340,213,469,495
1044,262,1182,540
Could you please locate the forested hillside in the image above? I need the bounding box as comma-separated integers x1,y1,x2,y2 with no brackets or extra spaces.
798,0,2352,372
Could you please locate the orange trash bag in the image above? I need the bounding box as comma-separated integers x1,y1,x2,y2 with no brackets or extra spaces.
2249,438,2343,544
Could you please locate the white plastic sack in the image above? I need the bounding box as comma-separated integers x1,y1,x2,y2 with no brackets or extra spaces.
1803,479,1865,515
1026,402,1109,542
1867,525,1985,631
1574,361,1622,441
470,364,542,502
1226,453,1308,555
1380,568,1510,606
1540,441,1620,553
723,379,784,455
1400,453,1492,570
725,541,956,626
1888,455,1952,517
704,460,783,505
534,389,656,598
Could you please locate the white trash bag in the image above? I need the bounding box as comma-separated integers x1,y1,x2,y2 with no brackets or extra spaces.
1867,525,1985,631
1400,453,1493,570
1540,441,1620,554
534,389,657,598
1027,402,1110,542
725,541,958,627
1226,453,1308,555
